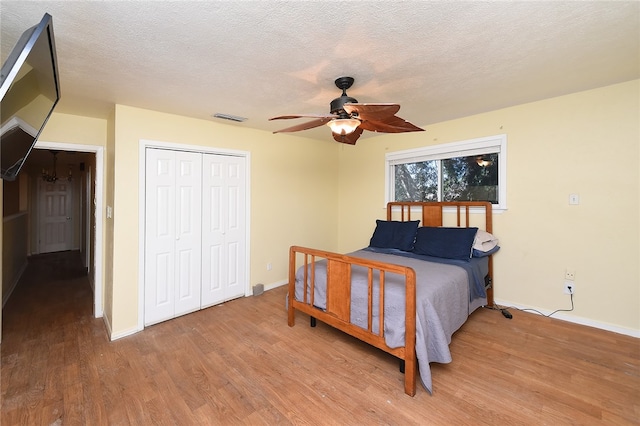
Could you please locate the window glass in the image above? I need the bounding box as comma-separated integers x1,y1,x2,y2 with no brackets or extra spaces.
386,135,506,210
394,160,437,201
442,153,498,203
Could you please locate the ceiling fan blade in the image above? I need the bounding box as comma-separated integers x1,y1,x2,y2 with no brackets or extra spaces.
332,126,363,145
269,113,336,121
359,115,424,133
343,103,400,120
272,117,333,133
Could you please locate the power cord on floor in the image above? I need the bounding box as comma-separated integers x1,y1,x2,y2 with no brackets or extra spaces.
487,293,575,319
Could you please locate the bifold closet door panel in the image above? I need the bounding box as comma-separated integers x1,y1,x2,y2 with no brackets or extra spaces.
201,154,247,307
144,148,202,325
173,151,203,317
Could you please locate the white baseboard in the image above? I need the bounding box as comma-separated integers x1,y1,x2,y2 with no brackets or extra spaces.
102,313,112,339
495,298,640,338
102,312,139,341
109,324,142,341
264,279,288,291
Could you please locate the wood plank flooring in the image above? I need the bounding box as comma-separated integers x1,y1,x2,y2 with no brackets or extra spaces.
2,251,639,425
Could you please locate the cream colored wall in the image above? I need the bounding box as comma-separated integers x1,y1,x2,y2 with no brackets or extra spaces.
2,213,28,304
109,105,339,336
103,109,116,333
337,80,640,334
39,112,108,145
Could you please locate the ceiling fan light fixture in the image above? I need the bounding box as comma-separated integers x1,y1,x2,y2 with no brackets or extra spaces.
327,118,360,135
476,156,493,167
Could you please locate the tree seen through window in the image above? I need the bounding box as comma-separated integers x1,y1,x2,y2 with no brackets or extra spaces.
394,154,498,203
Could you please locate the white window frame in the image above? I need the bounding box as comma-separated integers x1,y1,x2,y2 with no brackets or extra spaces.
385,134,507,212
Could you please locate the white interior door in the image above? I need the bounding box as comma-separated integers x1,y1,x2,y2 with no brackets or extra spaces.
39,180,73,253
174,152,203,317
201,154,246,307
144,148,202,325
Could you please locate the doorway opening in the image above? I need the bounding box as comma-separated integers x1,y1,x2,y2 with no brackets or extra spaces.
32,141,104,318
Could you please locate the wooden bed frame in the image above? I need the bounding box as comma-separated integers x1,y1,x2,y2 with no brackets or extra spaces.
287,201,494,396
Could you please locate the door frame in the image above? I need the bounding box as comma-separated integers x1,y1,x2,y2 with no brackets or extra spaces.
137,139,251,332
35,141,105,318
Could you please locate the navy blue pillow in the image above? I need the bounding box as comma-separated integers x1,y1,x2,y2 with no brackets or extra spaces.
412,227,478,261
369,220,420,251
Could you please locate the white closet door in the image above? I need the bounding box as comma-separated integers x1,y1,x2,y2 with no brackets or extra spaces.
201,154,246,307
173,152,203,316
144,148,202,325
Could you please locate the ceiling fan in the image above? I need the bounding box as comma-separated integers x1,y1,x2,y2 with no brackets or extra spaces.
269,76,425,145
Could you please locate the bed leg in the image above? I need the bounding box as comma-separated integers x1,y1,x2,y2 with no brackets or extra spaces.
310,317,317,327
399,359,405,374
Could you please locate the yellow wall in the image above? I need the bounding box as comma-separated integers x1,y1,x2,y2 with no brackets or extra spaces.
2,213,28,304
39,112,108,146
5,81,635,339
337,80,640,333
109,105,339,336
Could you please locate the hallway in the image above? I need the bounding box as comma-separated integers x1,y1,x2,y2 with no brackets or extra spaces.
2,251,93,333
1,251,106,424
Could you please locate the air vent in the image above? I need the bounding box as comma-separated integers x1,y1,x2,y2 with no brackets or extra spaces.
212,113,247,122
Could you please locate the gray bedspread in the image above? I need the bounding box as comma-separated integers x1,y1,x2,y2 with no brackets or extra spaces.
294,249,488,394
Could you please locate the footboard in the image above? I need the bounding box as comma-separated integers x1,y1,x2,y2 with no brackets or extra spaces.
288,245,417,396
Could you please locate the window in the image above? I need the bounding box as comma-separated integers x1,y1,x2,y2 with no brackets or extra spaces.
385,134,507,211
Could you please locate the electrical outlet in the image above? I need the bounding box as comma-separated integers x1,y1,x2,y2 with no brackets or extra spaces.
565,269,575,281
564,281,575,295
266,262,272,271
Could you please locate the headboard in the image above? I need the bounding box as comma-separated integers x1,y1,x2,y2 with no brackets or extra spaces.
386,201,495,307
386,201,492,233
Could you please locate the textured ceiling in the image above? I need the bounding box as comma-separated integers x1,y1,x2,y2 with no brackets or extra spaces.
1,1,639,143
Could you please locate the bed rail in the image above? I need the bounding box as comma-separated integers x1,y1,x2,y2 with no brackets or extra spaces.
288,245,418,396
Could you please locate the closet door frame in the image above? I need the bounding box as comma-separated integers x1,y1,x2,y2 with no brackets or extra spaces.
137,139,251,332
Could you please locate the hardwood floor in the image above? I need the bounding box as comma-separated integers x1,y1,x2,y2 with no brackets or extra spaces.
2,251,639,425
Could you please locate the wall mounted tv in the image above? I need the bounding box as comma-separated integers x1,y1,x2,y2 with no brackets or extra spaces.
0,13,61,181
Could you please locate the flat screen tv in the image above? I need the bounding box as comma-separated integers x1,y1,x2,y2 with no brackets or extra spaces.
0,13,60,181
